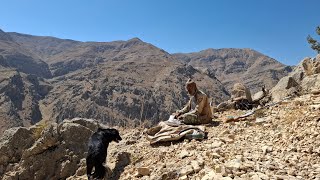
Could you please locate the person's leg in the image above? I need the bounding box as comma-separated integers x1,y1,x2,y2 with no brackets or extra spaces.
180,113,200,125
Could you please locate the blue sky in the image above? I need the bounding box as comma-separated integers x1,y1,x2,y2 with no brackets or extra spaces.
0,0,319,65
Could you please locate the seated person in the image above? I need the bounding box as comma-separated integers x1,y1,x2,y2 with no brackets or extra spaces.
173,79,212,125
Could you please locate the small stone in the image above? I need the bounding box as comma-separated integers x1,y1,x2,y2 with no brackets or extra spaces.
211,152,221,159
201,170,220,180
137,167,150,176
225,159,241,171
251,174,261,180
256,172,269,180
215,165,228,176
261,146,273,155
255,117,269,124
221,177,233,180
179,150,189,159
179,175,188,180
191,161,202,173
211,141,223,148
220,135,234,143
180,165,194,176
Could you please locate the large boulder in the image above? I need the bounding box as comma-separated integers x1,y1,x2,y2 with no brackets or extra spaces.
271,55,320,101
0,127,34,174
231,83,252,102
0,118,99,180
302,55,320,76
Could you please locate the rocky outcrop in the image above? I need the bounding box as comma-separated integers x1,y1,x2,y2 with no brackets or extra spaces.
174,48,292,93
271,55,320,101
0,118,99,180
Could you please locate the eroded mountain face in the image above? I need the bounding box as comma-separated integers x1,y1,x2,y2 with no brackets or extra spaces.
0,69,52,134
0,30,230,134
39,42,230,126
173,48,292,93
0,29,291,135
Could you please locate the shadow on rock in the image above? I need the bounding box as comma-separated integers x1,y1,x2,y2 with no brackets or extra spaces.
206,120,220,127
108,152,131,180
150,138,185,148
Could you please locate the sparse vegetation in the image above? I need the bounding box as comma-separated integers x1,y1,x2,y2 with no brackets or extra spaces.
32,120,49,139
307,26,320,53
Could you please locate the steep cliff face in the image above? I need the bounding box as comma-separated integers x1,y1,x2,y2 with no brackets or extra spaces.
174,48,292,93
0,69,52,134
39,41,229,126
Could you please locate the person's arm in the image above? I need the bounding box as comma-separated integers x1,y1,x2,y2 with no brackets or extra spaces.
176,99,191,115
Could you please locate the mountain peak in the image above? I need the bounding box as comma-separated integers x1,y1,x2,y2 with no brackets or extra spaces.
0,29,13,41
128,37,143,42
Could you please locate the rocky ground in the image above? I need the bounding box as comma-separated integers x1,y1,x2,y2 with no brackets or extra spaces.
0,92,319,180
65,93,320,180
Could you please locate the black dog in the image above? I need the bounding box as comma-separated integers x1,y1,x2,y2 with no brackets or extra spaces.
86,128,122,179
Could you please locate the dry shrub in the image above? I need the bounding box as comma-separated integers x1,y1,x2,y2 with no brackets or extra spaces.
32,120,49,139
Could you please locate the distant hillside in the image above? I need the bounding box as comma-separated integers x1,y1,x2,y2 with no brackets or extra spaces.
173,48,292,93
0,30,51,78
0,30,229,134
9,32,81,60
39,38,229,125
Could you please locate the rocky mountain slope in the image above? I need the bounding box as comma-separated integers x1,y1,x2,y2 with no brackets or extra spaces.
1,92,319,180
0,28,319,180
174,49,292,93
40,42,229,125
0,29,230,134
0,30,51,78
0,29,292,136
0,69,52,135
8,32,81,61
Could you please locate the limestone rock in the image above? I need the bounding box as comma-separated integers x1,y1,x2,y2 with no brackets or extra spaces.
137,167,151,176
180,165,194,176
0,118,96,180
271,55,320,101
179,150,189,159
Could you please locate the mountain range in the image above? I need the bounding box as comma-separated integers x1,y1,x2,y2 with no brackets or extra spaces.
0,29,292,135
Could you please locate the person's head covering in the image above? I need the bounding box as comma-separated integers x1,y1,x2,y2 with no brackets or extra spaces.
185,78,197,95
186,78,196,87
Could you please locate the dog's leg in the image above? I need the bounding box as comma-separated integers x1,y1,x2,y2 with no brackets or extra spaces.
93,163,106,179
86,159,94,179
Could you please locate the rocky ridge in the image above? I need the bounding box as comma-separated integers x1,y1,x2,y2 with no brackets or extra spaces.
174,49,292,93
